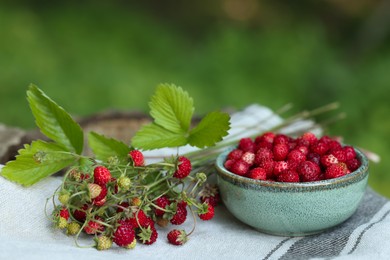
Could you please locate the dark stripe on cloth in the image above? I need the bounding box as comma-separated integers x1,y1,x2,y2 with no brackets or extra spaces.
275,188,388,260
263,238,292,260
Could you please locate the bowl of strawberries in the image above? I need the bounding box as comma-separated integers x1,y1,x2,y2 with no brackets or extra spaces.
215,132,369,236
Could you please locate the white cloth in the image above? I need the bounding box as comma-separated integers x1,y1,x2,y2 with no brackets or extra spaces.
1,104,389,260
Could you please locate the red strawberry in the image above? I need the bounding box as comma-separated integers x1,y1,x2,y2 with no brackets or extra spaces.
273,161,288,176
255,140,273,150
296,145,309,155
287,149,306,163
129,209,151,228
238,137,255,152
277,170,300,183
331,149,347,162
199,184,221,207
113,222,136,247
254,147,273,164
93,166,111,185
138,225,158,245
325,163,348,179
154,195,170,217
328,140,342,152
92,185,107,204
298,161,321,182
344,146,357,161
346,158,361,172
227,149,244,160
73,204,88,222
320,154,339,167
258,159,275,175
170,204,187,225
173,156,192,179
307,152,321,165
247,167,267,180
273,143,289,161
224,159,235,170
255,132,275,144
230,160,250,176
129,149,145,166
167,229,188,246
84,217,104,235
87,183,102,199
198,203,215,221
273,134,290,145
241,151,255,165
200,194,221,208
59,207,70,220
301,132,318,145
310,141,329,155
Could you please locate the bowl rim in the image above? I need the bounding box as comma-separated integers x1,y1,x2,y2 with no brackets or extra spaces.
215,145,369,189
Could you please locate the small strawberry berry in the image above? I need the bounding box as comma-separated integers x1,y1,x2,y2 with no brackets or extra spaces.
56,217,68,229
301,132,318,145
254,147,273,164
117,176,131,191
167,229,188,246
129,209,150,228
277,170,300,183
287,149,306,163
199,184,221,207
224,159,235,170
170,204,187,225
273,161,288,176
92,185,107,205
273,134,290,145
154,195,170,217
344,146,357,161
73,204,88,222
311,141,329,155
198,203,215,221
230,160,250,176
84,217,104,235
131,197,142,207
325,163,348,179
258,159,275,175
113,222,136,247
247,167,267,180
331,149,347,162
241,151,255,165
273,143,289,161
93,166,111,185
173,156,192,179
129,150,145,167
125,239,137,249
320,154,339,168
328,140,342,152
88,183,103,200
66,222,81,236
346,158,361,172
238,137,255,152
138,225,158,245
298,161,321,182
58,192,70,205
255,132,275,144
59,207,70,220
96,235,113,250
307,152,321,165
227,149,244,161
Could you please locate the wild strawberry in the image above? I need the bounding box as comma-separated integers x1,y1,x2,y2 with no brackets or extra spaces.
344,146,357,161
198,203,215,221
296,137,310,147
93,197,106,207
311,141,329,155
116,202,130,213
173,156,192,179
287,159,300,171
59,207,70,220
230,160,250,176
273,161,288,176
117,176,131,191
296,145,309,155
238,137,255,152
96,235,113,250
241,151,255,165
125,239,137,249
320,154,339,168
307,152,321,165
87,183,102,199
277,170,300,183
301,132,318,145
170,204,187,225
66,222,81,235
113,222,136,247
129,150,145,167
129,209,151,228
58,192,70,205
287,149,306,163
224,159,235,170
227,149,243,160
73,204,88,222
247,167,267,180
92,185,107,205
138,225,158,245
346,158,361,172
154,195,170,217
199,184,221,207
93,166,111,185
167,229,188,246
254,147,273,164
298,161,321,182
56,217,68,229
131,197,142,207
255,140,273,150
258,159,275,175
331,149,347,162
84,217,104,235
319,135,333,144
328,140,342,152
273,143,289,161
255,132,275,144
274,134,290,145
325,163,348,179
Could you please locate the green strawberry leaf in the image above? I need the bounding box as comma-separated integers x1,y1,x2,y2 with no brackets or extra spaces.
131,123,187,150
188,111,231,148
149,83,194,133
0,140,76,186
88,132,131,163
27,84,84,154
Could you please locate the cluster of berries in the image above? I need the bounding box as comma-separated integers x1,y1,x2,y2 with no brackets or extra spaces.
51,150,220,250
224,132,361,182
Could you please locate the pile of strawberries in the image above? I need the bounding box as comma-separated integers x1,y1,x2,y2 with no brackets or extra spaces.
51,151,219,250
224,132,361,182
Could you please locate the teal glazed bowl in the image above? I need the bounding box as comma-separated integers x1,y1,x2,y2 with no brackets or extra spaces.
215,146,369,236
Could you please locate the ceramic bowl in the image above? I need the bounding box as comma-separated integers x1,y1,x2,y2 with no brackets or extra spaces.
215,146,369,236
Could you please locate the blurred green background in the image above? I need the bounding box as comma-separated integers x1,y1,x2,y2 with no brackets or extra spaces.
1,1,389,197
